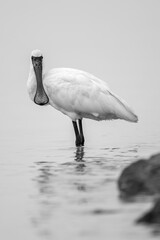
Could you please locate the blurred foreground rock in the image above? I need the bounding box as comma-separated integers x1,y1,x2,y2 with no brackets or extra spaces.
118,153,160,198
137,199,160,224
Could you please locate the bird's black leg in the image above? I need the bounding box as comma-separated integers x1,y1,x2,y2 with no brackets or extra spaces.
78,119,85,146
72,121,82,147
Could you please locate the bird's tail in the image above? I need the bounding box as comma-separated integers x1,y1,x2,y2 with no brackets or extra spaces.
113,93,138,122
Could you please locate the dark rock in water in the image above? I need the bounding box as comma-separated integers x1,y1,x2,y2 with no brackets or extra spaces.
137,199,160,224
118,153,160,198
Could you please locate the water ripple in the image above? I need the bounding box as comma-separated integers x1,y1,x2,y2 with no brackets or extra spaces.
1,134,160,240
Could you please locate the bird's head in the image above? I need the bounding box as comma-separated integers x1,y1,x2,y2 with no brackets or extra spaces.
31,49,43,69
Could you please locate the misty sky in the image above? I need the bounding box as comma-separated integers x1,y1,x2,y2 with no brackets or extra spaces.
1,0,160,145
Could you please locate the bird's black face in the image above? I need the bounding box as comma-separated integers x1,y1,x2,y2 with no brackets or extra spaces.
31,56,49,106
32,56,43,69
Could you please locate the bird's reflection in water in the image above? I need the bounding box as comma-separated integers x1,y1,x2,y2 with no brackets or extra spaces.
73,147,89,194
73,147,93,204
74,146,86,174
30,147,88,238
31,161,55,239
74,146,85,162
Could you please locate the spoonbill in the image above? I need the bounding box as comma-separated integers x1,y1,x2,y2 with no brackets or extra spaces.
27,49,138,146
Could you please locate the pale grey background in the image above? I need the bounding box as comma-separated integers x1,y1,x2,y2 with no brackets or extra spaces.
1,0,160,145
1,1,160,239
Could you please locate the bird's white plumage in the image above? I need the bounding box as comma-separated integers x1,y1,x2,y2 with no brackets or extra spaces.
31,49,42,57
43,68,137,122
27,51,138,123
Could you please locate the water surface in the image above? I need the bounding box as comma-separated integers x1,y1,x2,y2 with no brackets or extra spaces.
1,131,160,240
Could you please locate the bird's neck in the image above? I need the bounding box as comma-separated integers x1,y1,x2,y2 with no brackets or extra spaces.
29,63,36,81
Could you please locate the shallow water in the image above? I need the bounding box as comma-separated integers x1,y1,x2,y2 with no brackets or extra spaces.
1,130,160,240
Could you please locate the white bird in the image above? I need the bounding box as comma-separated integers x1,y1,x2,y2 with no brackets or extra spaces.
27,49,138,146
